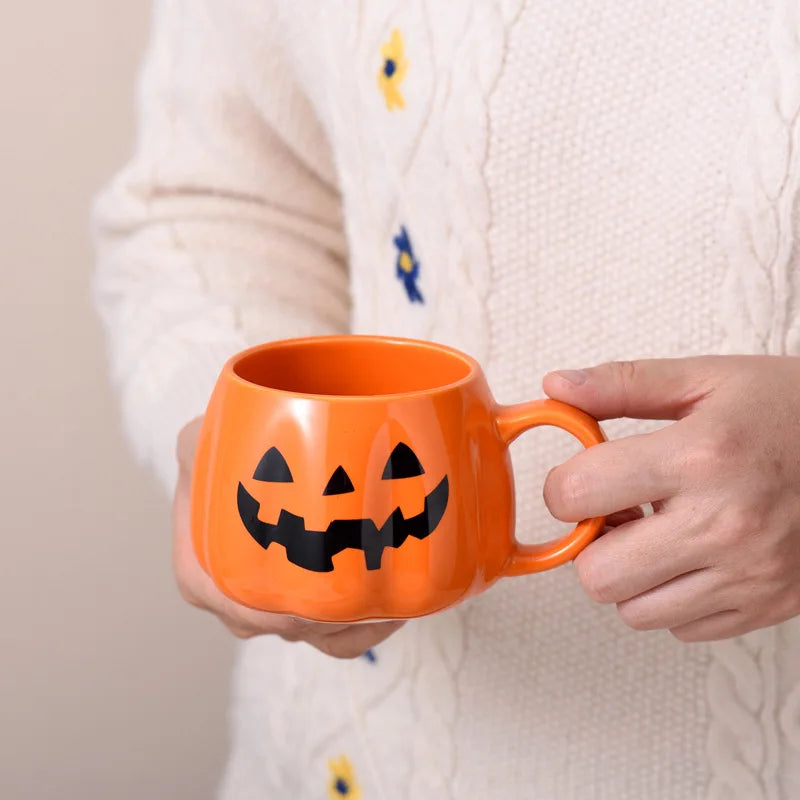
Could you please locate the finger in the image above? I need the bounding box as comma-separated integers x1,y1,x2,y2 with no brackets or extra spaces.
177,529,351,638
542,357,719,421
176,416,204,474
669,609,748,642
616,568,728,631
544,428,683,521
602,506,645,530
572,511,709,604
307,620,406,659
172,472,351,638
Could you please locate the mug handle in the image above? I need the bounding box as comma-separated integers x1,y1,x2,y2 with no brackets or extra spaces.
495,399,607,576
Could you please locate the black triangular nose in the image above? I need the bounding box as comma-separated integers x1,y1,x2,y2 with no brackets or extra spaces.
322,465,355,496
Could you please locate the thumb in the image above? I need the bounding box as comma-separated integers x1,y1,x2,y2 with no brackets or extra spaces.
542,357,718,420
176,416,205,477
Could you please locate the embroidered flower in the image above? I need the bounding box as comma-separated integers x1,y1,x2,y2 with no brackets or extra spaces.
378,28,408,110
393,225,424,303
327,754,362,799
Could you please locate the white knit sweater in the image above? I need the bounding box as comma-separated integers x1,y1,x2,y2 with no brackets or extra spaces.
93,1,800,797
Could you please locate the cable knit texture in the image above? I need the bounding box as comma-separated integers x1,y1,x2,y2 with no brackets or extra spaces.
92,0,800,797
711,2,800,798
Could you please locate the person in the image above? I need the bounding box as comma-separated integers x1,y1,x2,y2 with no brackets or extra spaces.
92,0,800,797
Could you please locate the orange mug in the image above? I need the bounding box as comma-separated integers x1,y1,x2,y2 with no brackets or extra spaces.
191,335,607,622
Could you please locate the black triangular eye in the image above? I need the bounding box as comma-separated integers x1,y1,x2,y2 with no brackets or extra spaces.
322,465,355,496
381,443,425,480
252,447,293,482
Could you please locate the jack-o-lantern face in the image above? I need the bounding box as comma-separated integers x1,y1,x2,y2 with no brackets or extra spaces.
190,335,525,622
236,443,450,572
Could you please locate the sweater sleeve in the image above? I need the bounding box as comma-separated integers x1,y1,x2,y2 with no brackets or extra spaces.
92,0,349,494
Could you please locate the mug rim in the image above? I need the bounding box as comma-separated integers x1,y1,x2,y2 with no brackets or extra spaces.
225,334,480,402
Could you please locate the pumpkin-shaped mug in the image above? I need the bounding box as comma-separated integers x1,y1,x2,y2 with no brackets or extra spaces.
191,335,607,622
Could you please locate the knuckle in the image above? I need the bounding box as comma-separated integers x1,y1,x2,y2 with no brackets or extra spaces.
173,568,204,610
719,505,763,545
574,552,616,604
670,626,699,643
686,430,741,477
611,361,637,409
758,549,788,585
226,623,257,640
313,635,366,661
616,600,655,632
222,609,275,640
176,582,201,609
614,360,638,388
276,616,313,639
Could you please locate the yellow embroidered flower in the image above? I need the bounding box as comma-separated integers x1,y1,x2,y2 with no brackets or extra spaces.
377,28,408,110
327,754,362,799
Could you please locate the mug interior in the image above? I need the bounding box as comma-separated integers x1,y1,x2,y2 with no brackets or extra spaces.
233,337,474,397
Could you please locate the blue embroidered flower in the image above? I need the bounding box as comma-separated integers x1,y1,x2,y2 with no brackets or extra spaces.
393,225,424,303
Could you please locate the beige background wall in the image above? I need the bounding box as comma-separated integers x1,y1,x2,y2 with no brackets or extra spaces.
0,3,235,798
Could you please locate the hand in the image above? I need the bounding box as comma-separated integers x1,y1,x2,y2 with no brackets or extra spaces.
172,417,404,658
542,356,800,642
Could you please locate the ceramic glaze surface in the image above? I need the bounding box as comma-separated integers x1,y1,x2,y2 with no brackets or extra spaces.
191,336,606,621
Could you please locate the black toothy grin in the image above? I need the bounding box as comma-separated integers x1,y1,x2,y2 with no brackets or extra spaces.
237,476,449,572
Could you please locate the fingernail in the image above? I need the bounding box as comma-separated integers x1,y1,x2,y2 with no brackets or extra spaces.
552,369,588,386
